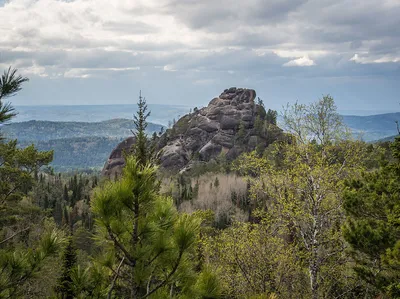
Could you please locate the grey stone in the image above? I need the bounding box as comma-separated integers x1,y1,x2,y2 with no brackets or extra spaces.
102,87,284,175
220,116,240,130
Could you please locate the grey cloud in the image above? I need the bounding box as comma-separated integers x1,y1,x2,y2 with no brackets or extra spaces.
164,0,307,31
0,0,398,92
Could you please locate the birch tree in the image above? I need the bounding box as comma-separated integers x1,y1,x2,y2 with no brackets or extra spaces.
237,96,366,298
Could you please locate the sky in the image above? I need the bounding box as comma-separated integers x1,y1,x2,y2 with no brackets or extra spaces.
0,0,399,113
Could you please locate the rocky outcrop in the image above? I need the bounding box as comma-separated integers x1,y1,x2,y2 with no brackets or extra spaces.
102,137,136,178
102,87,283,176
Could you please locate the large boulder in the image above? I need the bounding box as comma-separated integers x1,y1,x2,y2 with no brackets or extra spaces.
102,87,283,175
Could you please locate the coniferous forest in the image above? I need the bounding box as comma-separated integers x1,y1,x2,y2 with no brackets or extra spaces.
1,67,399,299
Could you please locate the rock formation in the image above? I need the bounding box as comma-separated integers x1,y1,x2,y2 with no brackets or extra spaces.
102,87,283,176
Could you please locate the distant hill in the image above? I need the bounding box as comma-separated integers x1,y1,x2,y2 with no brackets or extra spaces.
1,119,165,172
13,104,189,125
374,134,399,143
2,119,164,141
19,136,125,172
342,112,400,142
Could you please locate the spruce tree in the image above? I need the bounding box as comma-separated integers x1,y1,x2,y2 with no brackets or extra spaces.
63,184,69,205
55,237,77,299
132,91,151,167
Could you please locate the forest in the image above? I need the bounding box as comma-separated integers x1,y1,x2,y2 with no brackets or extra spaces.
1,67,399,299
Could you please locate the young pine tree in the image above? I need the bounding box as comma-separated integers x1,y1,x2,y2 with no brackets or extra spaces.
91,156,203,298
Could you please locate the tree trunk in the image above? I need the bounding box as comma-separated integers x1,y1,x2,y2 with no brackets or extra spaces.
310,257,319,299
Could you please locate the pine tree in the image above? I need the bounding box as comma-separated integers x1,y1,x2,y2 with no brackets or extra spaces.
0,67,29,137
0,68,63,297
91,156,202,298
343,136,400,297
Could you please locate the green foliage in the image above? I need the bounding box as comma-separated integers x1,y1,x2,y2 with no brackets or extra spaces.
343,136,400,297
0,140,53,204
204,220,304,298
0,228,64,298
256,97,267,120
0,67,29,101
55,237,78,299
282,95,347,145
234,96,367,298
2,69,398,299
254,115,263,135
194,267,222,298
265,109,277,126
236,120,246,144
91,156,205,298
0,67,29,133
132,91,152,166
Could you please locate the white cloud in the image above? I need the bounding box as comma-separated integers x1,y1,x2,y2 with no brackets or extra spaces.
283,56,316,67
163,65,176,72
274,50,329,58
350,53,400,64
24,66,48,77
63,67,140,78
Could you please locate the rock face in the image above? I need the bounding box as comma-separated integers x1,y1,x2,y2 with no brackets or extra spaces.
102,137,136,178
102,88,283,176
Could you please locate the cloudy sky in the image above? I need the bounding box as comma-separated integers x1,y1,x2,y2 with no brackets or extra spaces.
0,0,399,113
